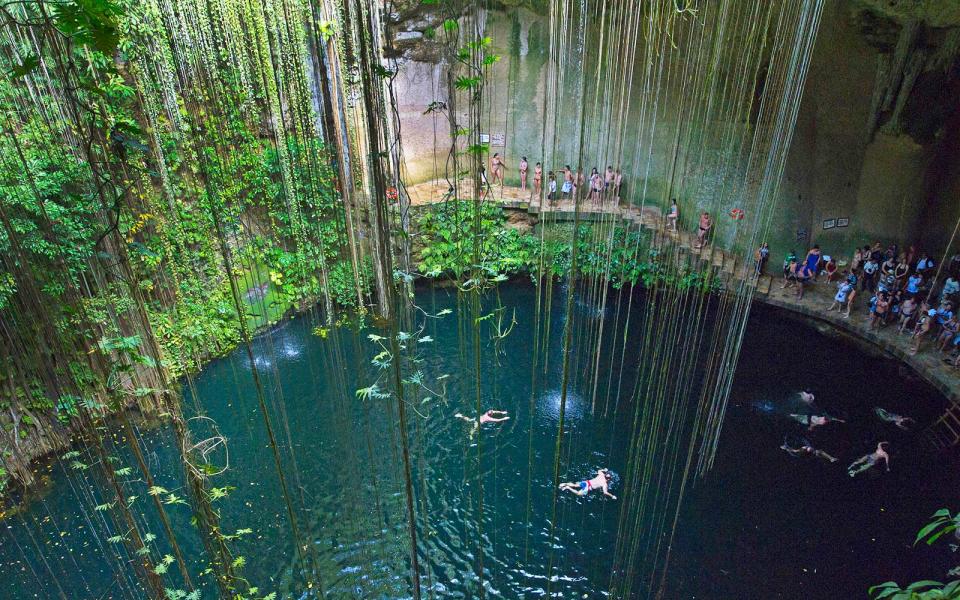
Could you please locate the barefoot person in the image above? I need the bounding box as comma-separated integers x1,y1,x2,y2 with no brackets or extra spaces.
604,165,615,200
455,409,509,436
547,171,557,205
874,407,914,431
533,162,543,196
695,211,712,248
667,199,679,233
491,153,506,186
562,166,574,199
519,156,529,190
847,442,890,477
780,436,837,463
789,413,844,431
589,168,603,205
559,468,617,499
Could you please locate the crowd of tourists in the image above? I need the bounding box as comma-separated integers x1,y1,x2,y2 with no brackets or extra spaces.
484,154,624,206
768,241,960,366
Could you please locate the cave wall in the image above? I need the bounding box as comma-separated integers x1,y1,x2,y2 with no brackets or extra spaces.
392,0,960,263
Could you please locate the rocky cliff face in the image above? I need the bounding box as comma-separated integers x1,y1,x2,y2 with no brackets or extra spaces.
387,1,960,257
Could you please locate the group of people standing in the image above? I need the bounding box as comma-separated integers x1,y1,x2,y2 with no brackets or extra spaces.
774,241,960,366
486,153,624,206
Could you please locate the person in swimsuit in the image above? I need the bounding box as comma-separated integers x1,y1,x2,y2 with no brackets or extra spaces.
614,169,623,200
559,468,617,499
804,245,821,280
490,153,506,186
938,313,960,352
519,156,529,190
894,256,909,289
874,407,914,430
828,279,854,312
910,307,936,355
897,295,918,333
455,410,509,436
823,257,838,282
780,436,837,463
695,212,712,248
754,242,770,276
575,168,585,199
871,291,891,329
799,390,815,405
847,442,890,478
562,166,574,199
789,413,845,431
667,199,679,233
533,162,543,196
604,166,615,199
793,262,814,300
589,168,602,204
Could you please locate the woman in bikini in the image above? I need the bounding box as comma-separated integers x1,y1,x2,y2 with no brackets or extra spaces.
533,162,543,196
519,156,529,190
491,153,506,186
559,469,617,499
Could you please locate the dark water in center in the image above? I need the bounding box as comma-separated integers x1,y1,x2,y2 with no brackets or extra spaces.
1,282,957,599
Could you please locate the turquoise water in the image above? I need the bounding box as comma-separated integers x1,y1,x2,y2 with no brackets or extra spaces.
1,283,957,599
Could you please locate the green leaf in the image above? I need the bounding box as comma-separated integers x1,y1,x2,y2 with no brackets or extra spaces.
916,518,949,545
9,55,39,79
443,19,458,32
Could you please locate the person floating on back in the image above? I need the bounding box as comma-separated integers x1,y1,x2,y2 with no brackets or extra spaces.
559,468,617,499
789,413,844,431
847,442,890,477
874,407,914,431
780,435,837,463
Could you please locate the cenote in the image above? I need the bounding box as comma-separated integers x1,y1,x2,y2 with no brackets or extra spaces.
2,283,956,599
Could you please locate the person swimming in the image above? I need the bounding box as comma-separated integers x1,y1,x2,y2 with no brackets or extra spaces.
789,413,844,431
799,390,815,405
454,410,509,435
874,407,914,431
559,468,617,499
847,442,890,477
780,435,837,463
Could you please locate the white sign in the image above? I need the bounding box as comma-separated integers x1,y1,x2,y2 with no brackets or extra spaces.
491,132,505,146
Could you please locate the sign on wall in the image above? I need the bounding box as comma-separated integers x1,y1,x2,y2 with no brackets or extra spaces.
823,219,836,230
491,132,505,146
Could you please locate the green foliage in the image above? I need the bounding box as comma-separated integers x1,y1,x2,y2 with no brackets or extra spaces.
870,509,960,599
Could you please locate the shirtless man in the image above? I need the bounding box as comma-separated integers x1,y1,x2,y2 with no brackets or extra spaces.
695,211,712,248
847,442,890,478
589,168,603,204
604,165,615,200
559,468,617,499
562,166,574,199
519,156,529,190
491,153,506,186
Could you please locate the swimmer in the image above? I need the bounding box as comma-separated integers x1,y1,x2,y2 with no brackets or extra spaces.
874,407,914,431
533,162,543,196
780,436,837,463
847,442,890,478
789,413,844,431
455,410,509,425
519,156,529,190
799,390,815,405
559,468,616,499
695,211,712,248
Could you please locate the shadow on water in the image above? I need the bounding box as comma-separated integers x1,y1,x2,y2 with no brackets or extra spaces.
0,284,957,599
